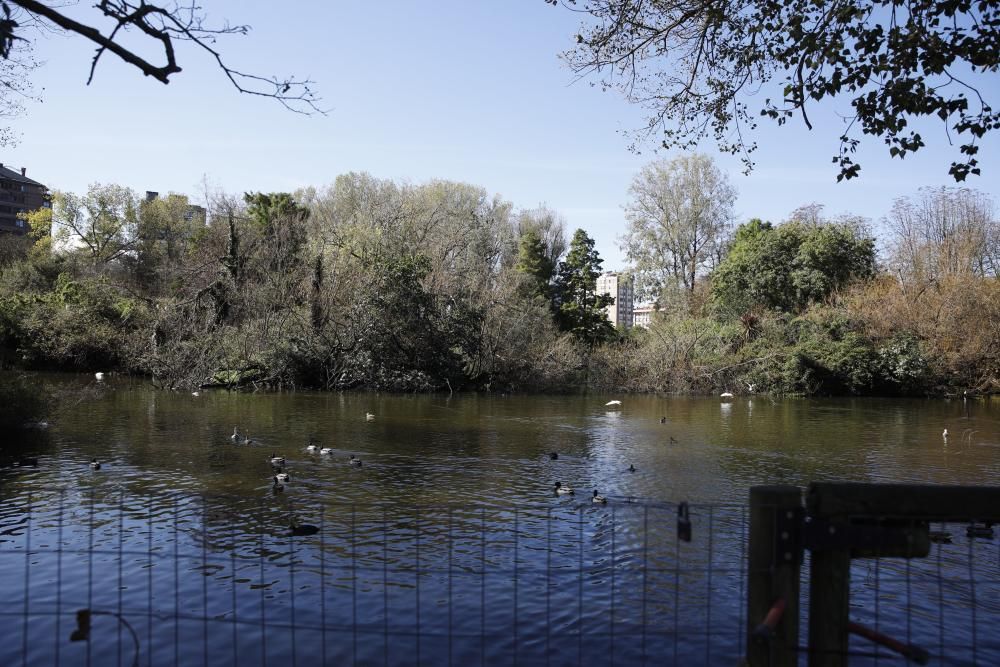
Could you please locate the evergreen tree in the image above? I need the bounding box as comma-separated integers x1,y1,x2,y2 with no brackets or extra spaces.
514,229,554,301
554,229,615,346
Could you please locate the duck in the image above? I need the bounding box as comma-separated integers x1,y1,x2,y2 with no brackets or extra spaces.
549,452,558,460
628,464,636,473
243,433,255,445
89,458,102,470
231,427,242,442
659,417,667,424
289,520,319,537
554,482,574,496
942,429,949,440
319,447,333,455
275,469,290,484
348,455,363,467
365,412,375,421
305,437,319,453
592,490,608,504
669,436,678,444
270,453,285,467
272,476,285,493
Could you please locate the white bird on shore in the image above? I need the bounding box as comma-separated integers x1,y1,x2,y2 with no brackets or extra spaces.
95,372,105,381
605,400,622,406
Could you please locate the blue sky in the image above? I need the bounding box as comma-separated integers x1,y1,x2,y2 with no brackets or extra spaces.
5,0,999,268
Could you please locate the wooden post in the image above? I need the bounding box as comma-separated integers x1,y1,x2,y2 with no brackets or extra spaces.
808,521,851,667
746,485,801,667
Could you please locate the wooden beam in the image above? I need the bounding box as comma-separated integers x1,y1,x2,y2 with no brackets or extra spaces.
746,485,801,667
807,483,1000,521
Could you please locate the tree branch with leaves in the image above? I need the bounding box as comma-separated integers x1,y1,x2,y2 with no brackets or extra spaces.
552,0,999,182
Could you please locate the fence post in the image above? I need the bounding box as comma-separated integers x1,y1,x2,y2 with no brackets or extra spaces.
746,485,801,667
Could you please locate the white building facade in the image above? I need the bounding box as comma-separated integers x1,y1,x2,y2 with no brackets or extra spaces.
595,272,634,329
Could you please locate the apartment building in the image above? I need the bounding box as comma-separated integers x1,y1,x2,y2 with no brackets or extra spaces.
0,164,48,235
595,272,634,329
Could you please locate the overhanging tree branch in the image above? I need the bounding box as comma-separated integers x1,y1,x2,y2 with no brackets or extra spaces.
5,0,325,114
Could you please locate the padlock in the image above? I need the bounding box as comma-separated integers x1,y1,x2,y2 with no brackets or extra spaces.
677,501,692,542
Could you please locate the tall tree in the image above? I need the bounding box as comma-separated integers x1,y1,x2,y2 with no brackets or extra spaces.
554,0,1000,181
711,214,877,314
623,154,734,300
554,228,615,345
514,229,555,301
885,187,998,284
51,183,139,265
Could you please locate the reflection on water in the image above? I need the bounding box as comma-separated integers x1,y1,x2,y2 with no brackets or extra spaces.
0,374,998,665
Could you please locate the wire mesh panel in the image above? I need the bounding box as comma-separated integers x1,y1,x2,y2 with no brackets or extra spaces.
839,517,1000,665
0,489,751,666
2,488,999,665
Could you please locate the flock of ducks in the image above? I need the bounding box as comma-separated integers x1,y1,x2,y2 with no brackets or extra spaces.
229,425,370,494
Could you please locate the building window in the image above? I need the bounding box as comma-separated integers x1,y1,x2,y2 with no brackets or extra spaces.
15,219,24,228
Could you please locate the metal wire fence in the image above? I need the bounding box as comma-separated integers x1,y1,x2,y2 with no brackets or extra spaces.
0,487,997,666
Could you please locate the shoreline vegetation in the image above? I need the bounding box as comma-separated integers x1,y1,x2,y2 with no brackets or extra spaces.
0,170,997,399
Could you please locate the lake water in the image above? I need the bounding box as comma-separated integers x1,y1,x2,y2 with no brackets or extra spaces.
1,375,998,665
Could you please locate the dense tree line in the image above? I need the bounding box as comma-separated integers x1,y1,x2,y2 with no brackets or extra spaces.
1,160,997,397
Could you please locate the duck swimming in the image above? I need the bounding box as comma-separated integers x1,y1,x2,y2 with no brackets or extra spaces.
348,455,363,467
289,520,319,537
549,452,558,460
275,470,290,484
554,482,574,496
231,427,242,442
592,490,608,504
272,476,285,493
270,453,285,467
89,458,101,471
628,464,636,473
305,438,319,453
319,447,333,455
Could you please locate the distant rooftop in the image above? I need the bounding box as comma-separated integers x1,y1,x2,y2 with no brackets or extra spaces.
0,163,45,187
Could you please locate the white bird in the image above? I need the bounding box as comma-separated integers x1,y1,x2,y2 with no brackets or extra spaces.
231,427,242,443
319,447,333,455
554,482,574,496
942,429,949,440
270,453,285,467
191,391,200,397
365,413,375,421
605,400,622,406
94,372,105,381
592,490,608,504
720,392,734,398
275,470,290,484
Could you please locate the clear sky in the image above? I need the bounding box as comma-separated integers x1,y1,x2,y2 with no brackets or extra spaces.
5,0,999,268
